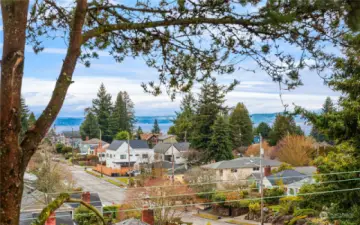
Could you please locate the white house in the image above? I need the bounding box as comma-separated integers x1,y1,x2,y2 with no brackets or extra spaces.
106,140,154,168
153,142,190,164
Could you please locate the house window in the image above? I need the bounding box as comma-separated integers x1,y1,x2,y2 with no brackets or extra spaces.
231,169,237,173
106,153,108,157
110,154,112,158
176,156,180,159
130,154,133,157
220,170,223,177
120,155,126,159
142,154,148,159
135,154,140,156
253,167,260,171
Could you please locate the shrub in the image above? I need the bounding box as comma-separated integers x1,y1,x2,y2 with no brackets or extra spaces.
264,187,285,204
55,143,64,153
104,205,119,218
212,191,226,206
278,196,303,216
293,208,319,217
128,177,135,187
62,146,73,154
271,163,293,174
74,205,103,225
249,182,258,192
79,161,85,166
248,202,260,214
289,215,307,225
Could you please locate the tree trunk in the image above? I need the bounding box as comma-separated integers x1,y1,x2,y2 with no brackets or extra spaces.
0,0,88,224
0,1,29,224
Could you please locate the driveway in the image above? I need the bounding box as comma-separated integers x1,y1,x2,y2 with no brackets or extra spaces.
70,166,126,205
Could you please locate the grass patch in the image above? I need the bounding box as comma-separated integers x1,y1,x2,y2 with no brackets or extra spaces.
194,213,219,220
226,220,255,225
85,170,101,178
105,178,126,188
269,205,282,213
116,177,129,184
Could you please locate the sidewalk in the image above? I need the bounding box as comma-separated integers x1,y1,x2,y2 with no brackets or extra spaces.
83,167,128,186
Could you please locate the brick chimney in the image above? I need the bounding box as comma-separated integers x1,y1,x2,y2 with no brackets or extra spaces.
264,165,271,177
142,206,154,225
45,212,56,225
81,192,91,204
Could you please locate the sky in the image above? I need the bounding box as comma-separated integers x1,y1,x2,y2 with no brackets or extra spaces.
0,2,340,117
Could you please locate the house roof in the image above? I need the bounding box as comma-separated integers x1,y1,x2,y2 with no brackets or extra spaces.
20,211,74,225
115,218,149,225
62,130,81,138
158,134,176,140
108,140,149,150
266,169,308,186
150,161,184,169
140,133,157,141
68,193,102,208
293,166,317,176
201,157,282,170
248,173,262,180
82,138,108,145
153,142,189,154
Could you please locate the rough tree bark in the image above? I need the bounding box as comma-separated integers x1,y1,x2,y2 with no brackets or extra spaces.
0,0,88,224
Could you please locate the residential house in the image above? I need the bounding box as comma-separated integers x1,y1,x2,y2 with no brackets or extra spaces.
61,131,82,148
201,157,282,188
115,207,154,225
261,169,316,196
157,134,177,143
79,138,108,155
20,192,103,225
153,142,190,164
106,140,154,168
140,133,159,147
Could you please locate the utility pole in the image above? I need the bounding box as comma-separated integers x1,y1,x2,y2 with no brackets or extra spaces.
171,140,175,185
259,133,264,225
100,129,103,177
128,132,131,176
71,127,74,166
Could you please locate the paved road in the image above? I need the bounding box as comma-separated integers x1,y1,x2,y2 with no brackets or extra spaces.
70,166,126,205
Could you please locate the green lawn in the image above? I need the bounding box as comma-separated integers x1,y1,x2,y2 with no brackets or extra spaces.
116,177,129,184
194,213,219,220
226,220,255,225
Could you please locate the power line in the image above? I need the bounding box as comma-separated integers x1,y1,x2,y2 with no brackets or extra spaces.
21,177,360,211
45,169,360,195
20,186,360,221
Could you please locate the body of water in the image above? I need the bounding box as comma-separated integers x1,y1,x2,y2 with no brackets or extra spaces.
53,113,310,134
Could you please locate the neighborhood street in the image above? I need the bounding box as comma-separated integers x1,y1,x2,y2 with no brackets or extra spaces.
70,166,126,205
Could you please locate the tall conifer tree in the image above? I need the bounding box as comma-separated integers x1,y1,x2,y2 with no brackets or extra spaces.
152,119,161,134
208,116,233,162
80,111,100,140
229,103,253,148
92,83,112,141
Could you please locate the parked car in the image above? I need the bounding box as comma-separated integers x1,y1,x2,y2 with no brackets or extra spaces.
126,170,141,177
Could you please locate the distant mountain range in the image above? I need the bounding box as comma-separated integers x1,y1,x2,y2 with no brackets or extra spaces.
53,113,311,134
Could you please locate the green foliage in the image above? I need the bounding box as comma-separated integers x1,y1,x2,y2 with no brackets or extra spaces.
191,80,228,151
268,114,300,146
248,202,260,214
61,146,73,154
207,116,233,162
92,83,113,142
271,163,293,174
293,208,319,217
254,122,272,139
151,119,161,134
288,215,307,225
278,196,303,215
103,205,118,219
136,126,143,139
28,112,36,128
55,143,64,154
110,91,135,137
20,97,30,141
80,111,100,140
74,205,103,225
171,93,196,141
264,187,285,204
229,103,253,148
114,131,130,140
322,97,335,113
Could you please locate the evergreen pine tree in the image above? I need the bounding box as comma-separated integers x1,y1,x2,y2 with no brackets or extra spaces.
110,92,126,135
114,131,130,140
322,97,335,113
229,103,253,148
28,112,36,128
268,114,298,146
92,83,112,141
152,119,161,134
20,97,30,140
254,122,272,139
172,93,196,142
136,126,143,140
208,116,233,162
80,111,100,140
191,80,227,150
122,91,136,133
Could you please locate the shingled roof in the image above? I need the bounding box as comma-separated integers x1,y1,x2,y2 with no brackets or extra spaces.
108,140,149,150
201,157,282,170
267,169,308,186
153,142,189,154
